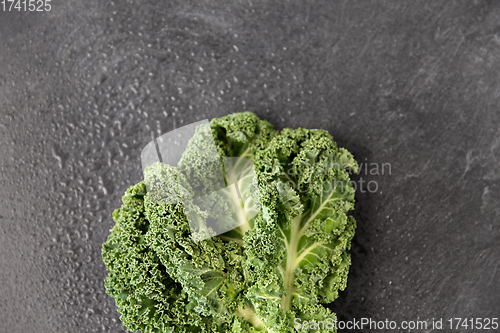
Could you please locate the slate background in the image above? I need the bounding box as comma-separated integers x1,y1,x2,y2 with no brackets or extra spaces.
0,1,499,332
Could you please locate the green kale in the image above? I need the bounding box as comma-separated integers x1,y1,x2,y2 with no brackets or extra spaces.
102,182,230,332
102,112,358,332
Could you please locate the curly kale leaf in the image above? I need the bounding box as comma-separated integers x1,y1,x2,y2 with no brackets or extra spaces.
102,182,230,333
244,128,359,332
143,112,277,325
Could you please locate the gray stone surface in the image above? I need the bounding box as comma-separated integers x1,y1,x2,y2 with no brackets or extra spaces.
0,1,499,332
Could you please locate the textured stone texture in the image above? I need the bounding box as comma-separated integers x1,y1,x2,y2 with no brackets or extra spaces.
0,1,499,332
